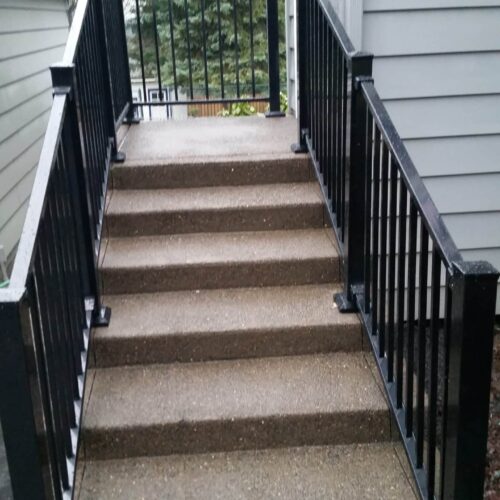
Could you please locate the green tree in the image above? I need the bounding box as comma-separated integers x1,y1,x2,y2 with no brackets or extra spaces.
125,0,286,99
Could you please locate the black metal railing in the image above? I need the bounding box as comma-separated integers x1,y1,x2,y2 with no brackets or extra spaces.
293,0,499,498
0,0,133,497
125,0,285,118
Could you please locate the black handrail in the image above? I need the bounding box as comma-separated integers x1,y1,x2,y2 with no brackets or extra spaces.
293,0,499,498
126,0,285,118
0,0,134,497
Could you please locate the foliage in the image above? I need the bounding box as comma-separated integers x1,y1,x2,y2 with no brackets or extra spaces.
218,101,256,116
124,0,287,99
279,90,287,112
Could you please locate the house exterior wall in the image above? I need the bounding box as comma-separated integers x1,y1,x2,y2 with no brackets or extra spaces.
0,0,69,268
360,0,500,312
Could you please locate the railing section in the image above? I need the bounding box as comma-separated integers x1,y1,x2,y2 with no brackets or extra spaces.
293,0,499,498
126,0,285,117
0,0,134,498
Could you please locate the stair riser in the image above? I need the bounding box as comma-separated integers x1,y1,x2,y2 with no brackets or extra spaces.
91,324,363,367
83,411,391,460
101,258,339,294
112,158,312,190
105,205,324,237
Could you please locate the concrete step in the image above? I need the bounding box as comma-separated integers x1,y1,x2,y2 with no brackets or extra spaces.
111,155,313,190
82,353,390,460
77,443,417,499
93,285,362,367
100,229,340,294
105,182,324,237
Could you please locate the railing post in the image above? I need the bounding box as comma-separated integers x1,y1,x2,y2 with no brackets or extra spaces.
291,0,308,152
442,260,499,500
334,51,373,312
114,0,140,125
50,64,111,327
265,0,285,117
93,0,125,162
0,296,46,499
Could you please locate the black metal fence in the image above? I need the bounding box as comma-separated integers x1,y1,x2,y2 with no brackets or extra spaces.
0,0,133,497
125,0,285,118
293,0,499,498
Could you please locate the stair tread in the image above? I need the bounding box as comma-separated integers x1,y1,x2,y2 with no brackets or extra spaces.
84,353,386,431
107,182,322,214
101,228,338,269
100,285,357,339
77,443,416,500
93,285,362,366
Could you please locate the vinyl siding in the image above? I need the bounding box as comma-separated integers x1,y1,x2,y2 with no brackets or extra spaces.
0,0,68,265
360,0,500,312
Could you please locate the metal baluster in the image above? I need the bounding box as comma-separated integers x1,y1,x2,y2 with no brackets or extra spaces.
334,46,341,220
265,0,283,115
201,0,209,99
216,0,225,98
363,112,373,314
387,157,398,380
249,0,256,97
232,0,240,98
340,57,347,241
167,0,178,101
152,0,164,102
378,142,389,357
416,221,429,467
184,0,194,99
427,247,441,498
396,180,407,408
371,128,381,335
405,200,418,436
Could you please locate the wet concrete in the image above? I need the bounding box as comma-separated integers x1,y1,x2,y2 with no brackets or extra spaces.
78,443,417,500
121,116,299,162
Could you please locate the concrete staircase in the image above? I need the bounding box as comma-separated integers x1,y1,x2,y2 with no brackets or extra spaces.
77,118,416,499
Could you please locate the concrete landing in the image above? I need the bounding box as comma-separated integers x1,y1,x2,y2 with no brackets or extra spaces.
120,116,299,163
77,443,417,500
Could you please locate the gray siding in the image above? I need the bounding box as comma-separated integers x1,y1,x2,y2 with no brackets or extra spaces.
359,1,500,312
0,0,68,266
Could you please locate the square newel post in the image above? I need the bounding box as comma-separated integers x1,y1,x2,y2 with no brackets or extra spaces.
265,0,285,117
442,260,499,500
0,296,47,499
291,0,308,153
113,0,141,126
334,51,373,312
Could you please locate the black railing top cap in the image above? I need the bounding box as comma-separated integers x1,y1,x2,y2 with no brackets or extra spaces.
63,0,89,65
317,0,355,56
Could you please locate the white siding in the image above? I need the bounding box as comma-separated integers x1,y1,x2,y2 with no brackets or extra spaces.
0,0,68,265
358,0,500,312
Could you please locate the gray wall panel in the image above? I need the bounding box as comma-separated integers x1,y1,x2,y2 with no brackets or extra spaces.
0,0,68,263
373,53,500,100
384,95,500,139
363,9,500,56
365,0,500,11
361,3,500,311
404,135,500,177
